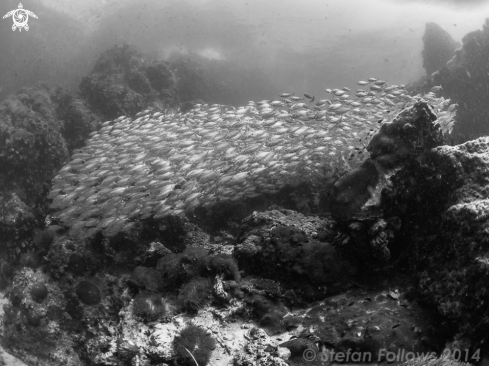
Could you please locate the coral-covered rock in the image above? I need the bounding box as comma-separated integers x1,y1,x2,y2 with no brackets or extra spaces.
79,44,176,120
236,208,353,295
331,100,442,220
1,267,84,366
0,193,35,242
368,101,442,169
129,266,162,292
328,101,444,265
75,280,102,306
0,85,100,288
208,254,241,282
0,84,98,214
30,282,48,302
53,92,101,152
132,292,166,321
416,137,489,342
234,327,289,366
177,277,212,313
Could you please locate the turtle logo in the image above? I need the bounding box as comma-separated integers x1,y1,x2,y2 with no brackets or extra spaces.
3,3,38,32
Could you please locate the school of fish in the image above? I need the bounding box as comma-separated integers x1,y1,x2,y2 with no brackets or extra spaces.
48,79,457,238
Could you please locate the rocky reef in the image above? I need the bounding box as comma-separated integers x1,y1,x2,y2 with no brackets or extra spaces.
0,93,466,366
0,84,100,286
329,101,444,265
1,42,488,366
422,23,460,77
348,131,489,354
416,138,489,345
79,44,177,120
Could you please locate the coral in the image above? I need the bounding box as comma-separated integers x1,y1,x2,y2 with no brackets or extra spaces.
67,253,87,276
173,324,216,366
0,193,35,242
157,247,210,286
23,308,43,327
234,326,289,366
0,84,95,240
130,266,162,292
30,282,48,302
177,277,212,313
132,292,166,322
75,280,102,306
9,287,23,307
157,252,187,285
53,93,101,152
272,224,308,245
246,293,272,316
208,254,241,282
213,274,230,303
65,297,84,320
46,304,63,320
182,247,210,278
32,228,55,255
236,209,353,289
20,251,43,269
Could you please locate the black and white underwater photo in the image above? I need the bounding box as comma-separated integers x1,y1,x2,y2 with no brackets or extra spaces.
1,0,489,365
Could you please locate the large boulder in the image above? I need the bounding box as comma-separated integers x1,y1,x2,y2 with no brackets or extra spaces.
368,134,489,349
431,19,489,138
422,22,460,76
330,100,443,220
417,137,489,344
328,101,444,265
